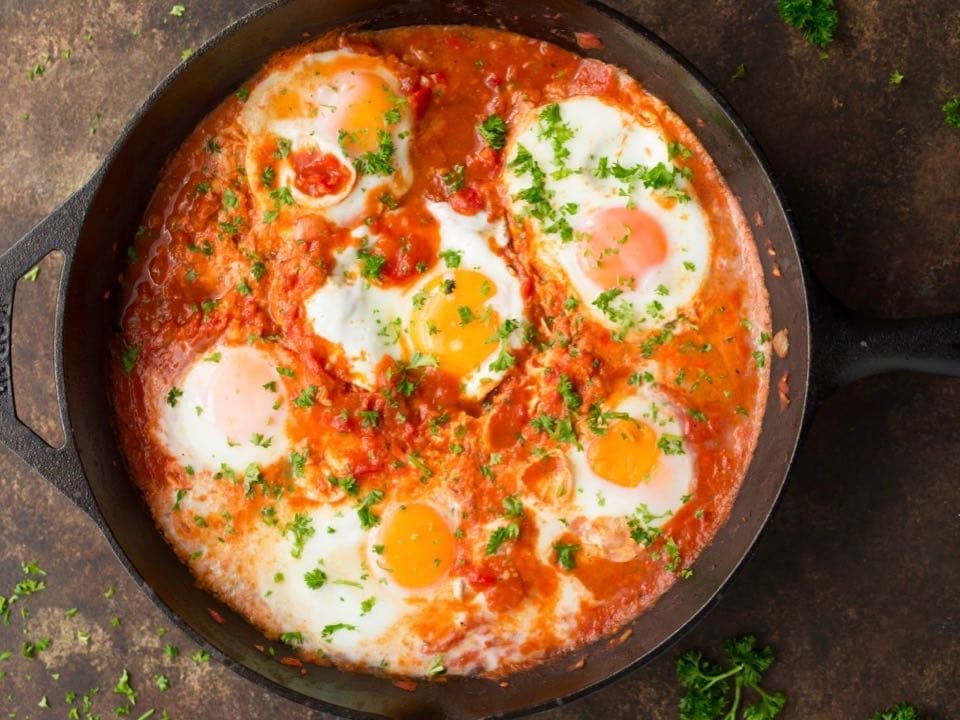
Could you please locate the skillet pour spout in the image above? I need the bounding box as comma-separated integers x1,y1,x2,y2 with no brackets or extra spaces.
0,1,958,719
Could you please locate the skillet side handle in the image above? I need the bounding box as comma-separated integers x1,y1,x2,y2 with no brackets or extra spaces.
0,187,98,518
810,287,960,401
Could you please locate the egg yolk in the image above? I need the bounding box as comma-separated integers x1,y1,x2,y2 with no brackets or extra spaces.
199,347,284,444
330,71,397,154
578,207,667,288
409,269,501,378
586,419,660,487
381,503,455,589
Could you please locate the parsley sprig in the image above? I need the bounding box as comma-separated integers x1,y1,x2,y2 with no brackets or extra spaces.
676,636,786,720
777,0,838,48
869,704,922,720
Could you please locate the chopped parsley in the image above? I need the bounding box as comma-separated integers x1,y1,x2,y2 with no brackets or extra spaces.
592,288,635,340
273,136,292,159
166,387,183,407
478,114,507,149
944,95,960,128
442,164,466,193
357,489,385,529
502,495,524,519
283,513,315,559
439,249,462,268
352,130,396,176
292,385,318,408
557,374,582,411
595,156,690,202
328,474,359,496
627,503,670,546
488,348,516,373
553,542,580,570
303,568,327,590
657,433,685,455
279,631,304,645
486,523,520,555
777,0,838,48
508,145,576,242
358,246,387,281
321,623,357,640
358,409,381,428
120,344,139,374
586,403,631,435
537,103,574,175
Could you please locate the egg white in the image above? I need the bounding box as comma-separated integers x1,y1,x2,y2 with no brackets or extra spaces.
240,50,414,229
158,344,290,473
304,201,525,399
503,96,712,331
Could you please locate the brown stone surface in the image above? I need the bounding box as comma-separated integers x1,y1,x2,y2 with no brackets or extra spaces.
0,1,958,718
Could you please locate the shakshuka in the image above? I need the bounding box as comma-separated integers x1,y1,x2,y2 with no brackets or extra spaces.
110,26,770,679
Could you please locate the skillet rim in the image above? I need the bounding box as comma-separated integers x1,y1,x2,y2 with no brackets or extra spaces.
61,0,812,717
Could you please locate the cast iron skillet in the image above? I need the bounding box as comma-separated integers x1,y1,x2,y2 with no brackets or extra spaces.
1,1,959,718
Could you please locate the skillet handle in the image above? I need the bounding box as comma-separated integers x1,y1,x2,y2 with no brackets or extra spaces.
0,186,98,518
810,282,960,401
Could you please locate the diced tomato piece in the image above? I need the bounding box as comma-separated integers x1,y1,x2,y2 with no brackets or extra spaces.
290,149,351,197
449,186,484,215
574,31,603,50
407,85,433,119
569,59,617,95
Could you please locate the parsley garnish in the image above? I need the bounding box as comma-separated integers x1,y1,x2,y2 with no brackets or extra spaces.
586,403,631,435
777,0,838,48
283,513,315,559
166,387,183,407
557,374,582,411
442,164,466,193
293,385,318,408
273,137,292,159
478,114,507,149
358,246,387,281
353,130,396,176
592,288,635,340
657,433,685,455
676,636,786,720
358,410,380,428
279,631,303,645
120,344,139,374
304,568,327,590
537,103,574,175
357,489,384,529
486,523,520,555
869,704,922,720
553,542,580,570
439,249,462,268
502,495,524,519
943,95,960,128
488,348,516,372
328,474,359,496
321,623,357,640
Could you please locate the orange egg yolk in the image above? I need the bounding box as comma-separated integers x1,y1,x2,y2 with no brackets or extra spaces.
409,269,501,378
586,419,660,487
381,503,455,589
330,70,397,154
577,207,667,288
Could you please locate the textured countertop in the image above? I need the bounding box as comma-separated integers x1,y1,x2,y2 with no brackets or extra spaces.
0,1,958,718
